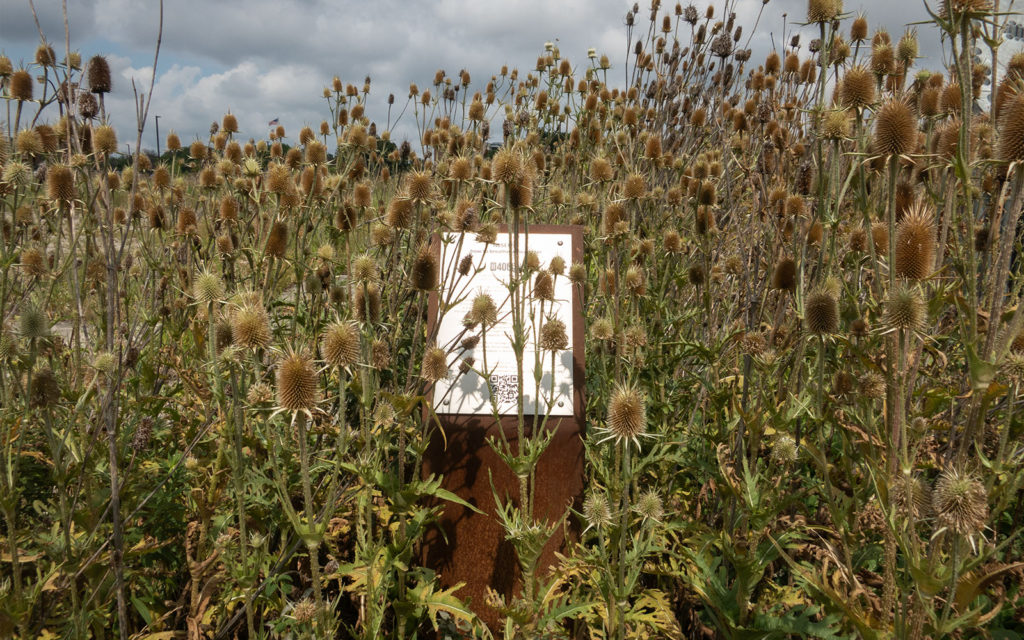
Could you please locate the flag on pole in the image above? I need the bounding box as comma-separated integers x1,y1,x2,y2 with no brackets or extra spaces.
268,118,279,127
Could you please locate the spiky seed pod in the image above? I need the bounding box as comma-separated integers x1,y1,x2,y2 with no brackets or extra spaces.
386,198,414,228
46,165,75,202
15,128,44,156
353,282,381,323
276,350,318,412
859,372,886,399
20,248,46,276
215,320,233,353
533,270,555,302
491,149,521,184
623,173,646,199
885,283,925,330
851,317,869,337
919,87,940,117
0,56,11,76
221,112,238,134
539,318,568,352
351,254,378,282
997,94,1024,163
265,221,288,258
890,474,933,519
771,257,797,291
591,318,614,341
582,492,612,530
165,131,181,152
771,435,799,464
841,66,875,109
939,0,992,17
322,321,360,367
87,56,111,93
874,99,917,157
933,468,988,537
192,270,225,305
849,227,867,253
805,289,839,334
850,14,869,41
35,124,57,152
304,141,327,165
231,303,271,349
188,140,207,161
590,156,614,182
894,205,936,280
218,195,238,221
10,70,33,101
411,247,438,291
871,222,889,252
450,157,472,181
822,109,852,139
30,367,60,408
421,346,449,382
176,208,198,235
807,0,840,23
634,489,664,521
471,294,498,327
19,305,49,339
607,384,646,443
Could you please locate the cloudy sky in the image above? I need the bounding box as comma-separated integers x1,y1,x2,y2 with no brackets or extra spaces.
1,0,1019,154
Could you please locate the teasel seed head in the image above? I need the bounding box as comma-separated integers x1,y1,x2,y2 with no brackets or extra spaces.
841,66,875,109
864,215,889,249
87,55,111,93
47,164,75,202
189,140,207,161
822,109,852,139
634,489,664,522
491,148,521,184
582,491,612,530
885,282,925,331
192,269,225,305
539,317,568,351
591,318,614,341
231,303,271,349
10,69,33,101
805,288,839,334
890,473,933,519
221,112,238,134
92,124,117,156
771,257,797,291
471,293,498,327
16,128,44,156
421,346,449,382
533,270,555,301
874,99,917,157
771,434,799,464
31,367,60,408
894,203,936,280
933,468,988,539
997,94,1024,163
411,246,439,291
176,207,198,235
276,349,318,412
807,0,841,23
386,197,414,228
623,173,646,199
590,156,614,182
859,372,886,399
322,321,360,368
607,383,646,445
353,282,381,324
19,305,49,340
265,221,288,258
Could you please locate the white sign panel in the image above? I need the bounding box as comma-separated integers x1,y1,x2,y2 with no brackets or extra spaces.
433,231,574,416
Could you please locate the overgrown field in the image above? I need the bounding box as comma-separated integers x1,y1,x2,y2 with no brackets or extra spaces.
2,0,1024,637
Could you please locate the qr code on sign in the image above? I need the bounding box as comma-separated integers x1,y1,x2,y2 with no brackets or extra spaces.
489,374,519,404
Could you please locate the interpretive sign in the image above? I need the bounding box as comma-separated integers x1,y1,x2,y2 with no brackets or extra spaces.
422,225,585,629
432,230,575,416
